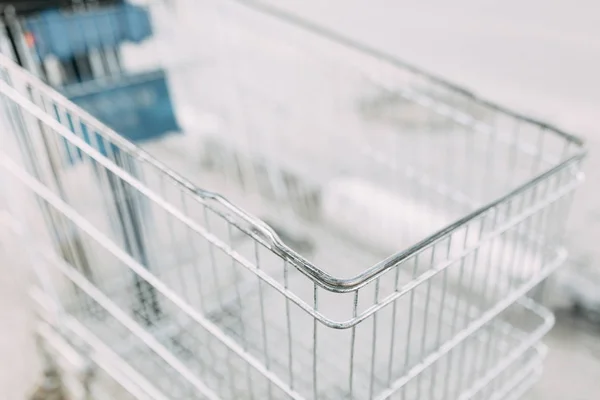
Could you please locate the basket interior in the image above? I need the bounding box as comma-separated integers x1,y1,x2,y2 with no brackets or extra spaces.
134,0,583,276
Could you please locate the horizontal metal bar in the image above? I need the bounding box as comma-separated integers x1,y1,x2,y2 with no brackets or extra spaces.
0,155,304,399
486,346,545,400
373,253,565,400
495,366,543,400
458,299,552,400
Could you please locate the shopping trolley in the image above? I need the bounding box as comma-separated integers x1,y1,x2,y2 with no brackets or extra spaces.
0,0,587,399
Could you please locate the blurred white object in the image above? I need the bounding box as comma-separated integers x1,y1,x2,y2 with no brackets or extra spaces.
322,177,543,298
322,177,451,250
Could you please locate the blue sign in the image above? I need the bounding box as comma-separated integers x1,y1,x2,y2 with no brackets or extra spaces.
62,69,180,143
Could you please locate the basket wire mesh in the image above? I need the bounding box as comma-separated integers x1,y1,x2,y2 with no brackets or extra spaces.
0,0,587,399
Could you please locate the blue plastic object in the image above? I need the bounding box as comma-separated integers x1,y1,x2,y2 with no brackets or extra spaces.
60,69,180,163
24,3,152,60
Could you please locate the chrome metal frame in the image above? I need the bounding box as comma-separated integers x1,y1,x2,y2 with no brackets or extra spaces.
0,0,586,399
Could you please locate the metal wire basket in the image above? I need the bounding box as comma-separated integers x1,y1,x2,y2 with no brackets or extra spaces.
0,0,586,399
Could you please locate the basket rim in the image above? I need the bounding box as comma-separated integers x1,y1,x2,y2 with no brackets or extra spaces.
223,0,589,289
0,0,588,292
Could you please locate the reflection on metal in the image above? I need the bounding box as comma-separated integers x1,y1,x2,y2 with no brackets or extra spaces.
0,0,588,399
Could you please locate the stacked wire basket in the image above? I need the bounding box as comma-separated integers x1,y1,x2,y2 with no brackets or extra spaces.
0,0,586,399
